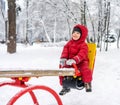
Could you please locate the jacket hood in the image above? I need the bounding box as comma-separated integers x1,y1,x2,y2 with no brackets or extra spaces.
73,24,88,42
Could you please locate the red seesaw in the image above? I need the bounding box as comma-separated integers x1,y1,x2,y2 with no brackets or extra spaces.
0,69,75,105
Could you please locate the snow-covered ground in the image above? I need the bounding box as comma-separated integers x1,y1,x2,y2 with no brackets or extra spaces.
0,43,120,105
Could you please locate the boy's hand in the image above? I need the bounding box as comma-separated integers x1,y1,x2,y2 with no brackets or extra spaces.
66,59,76,66
59,58,67,67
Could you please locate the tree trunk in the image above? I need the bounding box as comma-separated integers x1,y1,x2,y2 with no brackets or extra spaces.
81,1,86,26
117,30,120,48
97,0,102,49
105,2,110,51
7,0,16,53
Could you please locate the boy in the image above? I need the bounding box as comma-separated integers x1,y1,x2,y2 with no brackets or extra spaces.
59,24,92,95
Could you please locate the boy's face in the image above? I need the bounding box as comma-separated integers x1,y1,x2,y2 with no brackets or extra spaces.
72,31,81,40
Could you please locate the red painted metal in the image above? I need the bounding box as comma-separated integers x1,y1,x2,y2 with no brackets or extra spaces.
0,80,38,105
73,63,81,76
7,85,63,105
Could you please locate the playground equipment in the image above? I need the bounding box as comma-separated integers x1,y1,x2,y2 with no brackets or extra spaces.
0,67,77,105
0,43,96,105
0,69,74,105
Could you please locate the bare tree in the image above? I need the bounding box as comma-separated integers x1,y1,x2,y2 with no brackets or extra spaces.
97,0,111,51
80,0,87,26
97,0,103,51
0,0,7,43
86,3,96,43
105,2,111,51
7,0,16,53
117,29,120,48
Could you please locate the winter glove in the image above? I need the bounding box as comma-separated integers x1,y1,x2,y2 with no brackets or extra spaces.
66,59,76,66
59,58,67,68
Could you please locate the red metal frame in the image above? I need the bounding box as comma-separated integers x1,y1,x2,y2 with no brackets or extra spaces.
0,78,63,105
73,63,81,76
7,85,63,105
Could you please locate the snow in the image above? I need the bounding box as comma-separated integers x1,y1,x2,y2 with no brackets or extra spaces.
0,43,120,105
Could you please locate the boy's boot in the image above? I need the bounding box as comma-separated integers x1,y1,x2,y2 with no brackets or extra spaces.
84,82,92,92
59,87,70,95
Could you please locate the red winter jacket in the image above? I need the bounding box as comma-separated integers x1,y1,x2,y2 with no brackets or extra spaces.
60,24,89,69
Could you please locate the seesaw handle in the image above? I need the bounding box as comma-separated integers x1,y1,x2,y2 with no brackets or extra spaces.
72,63,81,76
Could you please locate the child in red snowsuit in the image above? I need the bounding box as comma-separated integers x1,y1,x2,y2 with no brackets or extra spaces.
59,24,92,95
